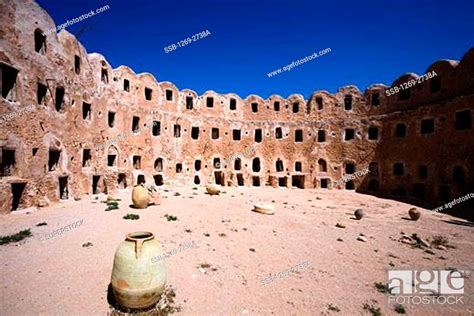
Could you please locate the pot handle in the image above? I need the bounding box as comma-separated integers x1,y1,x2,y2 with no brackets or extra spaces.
135,239,144,259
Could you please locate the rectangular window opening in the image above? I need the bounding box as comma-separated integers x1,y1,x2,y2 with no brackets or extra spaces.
37,82,47,104
152,121,160,136
145,87,153,101
74,55,81,74
0,63,19,101
55,87,65,112
107,154,117,167
206,97,214,108
82,102,91,120
123,79,130,92
344,129,354,141
251,102,258,113
295,129,303,142
255,129,262,143
133,156,141,169
230,98,237,110
186,96,193,110
48,149,61,171
420,119,434,134
174,124,181,137
165,89,173,101
132,116,140,132
82,149,91,167
211,128,219,140
1,148,16,177
191,127,199,140
233,129,241,141
455,110,471,130
275,127,283,139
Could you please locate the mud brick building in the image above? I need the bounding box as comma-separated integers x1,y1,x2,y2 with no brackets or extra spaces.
1,0,473,215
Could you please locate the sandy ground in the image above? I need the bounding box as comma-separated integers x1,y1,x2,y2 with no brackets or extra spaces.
0,186,473,316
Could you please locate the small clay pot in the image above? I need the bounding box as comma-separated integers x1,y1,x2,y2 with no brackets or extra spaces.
408,208,421,221
206,184,220,195
354,209,365,220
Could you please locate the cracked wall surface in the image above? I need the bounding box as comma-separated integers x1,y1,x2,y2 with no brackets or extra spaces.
0,0,473,215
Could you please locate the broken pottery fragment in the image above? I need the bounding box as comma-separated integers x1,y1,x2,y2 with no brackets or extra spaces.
252,203,275,215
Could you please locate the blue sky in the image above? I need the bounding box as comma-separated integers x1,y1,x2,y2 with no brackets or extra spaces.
36,0,474,99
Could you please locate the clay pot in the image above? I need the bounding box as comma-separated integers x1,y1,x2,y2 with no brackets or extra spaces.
408,208,421,221
132,184,149,209
111,232,167,309
206,184,220,195
354,209,365,220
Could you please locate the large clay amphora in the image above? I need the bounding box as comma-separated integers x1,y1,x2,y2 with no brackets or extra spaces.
132,184,149,209
111,232,167,309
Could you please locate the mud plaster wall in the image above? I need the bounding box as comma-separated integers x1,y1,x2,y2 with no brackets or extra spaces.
0,0,473,213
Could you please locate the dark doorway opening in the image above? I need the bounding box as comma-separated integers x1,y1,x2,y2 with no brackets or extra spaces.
34,29,46,54
37,82,47,104
82,149,91,167
154,158,163,172
215,171,224,186
411,183,425,198
345,180,355,190
1,63,18,101
59,176,68,200
92,175,101,194
107,154,117,167
438,185,451,202
234,158,241,171
55,87,65,112
1,148,15,176
276,159,284,172
48,149,61,171
320,178,329,188
137,174,146,185
11,182,26,211
279,177,287,187
292,175,305,189
237,174,244,186
368,179,379,192
133,156,141,169
118,173,127,189
154,174,164,186
252,176,260,187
